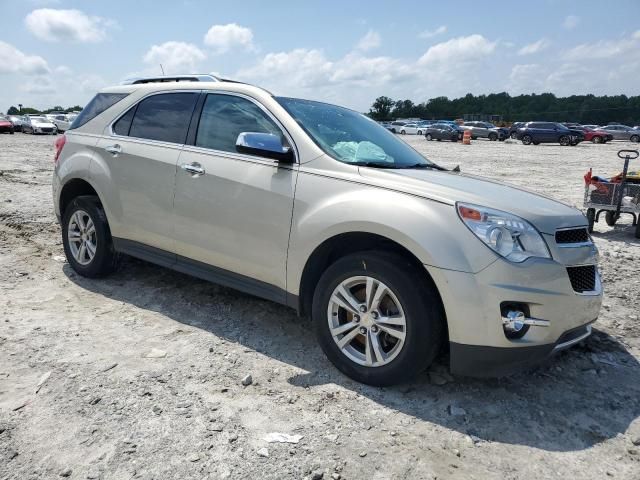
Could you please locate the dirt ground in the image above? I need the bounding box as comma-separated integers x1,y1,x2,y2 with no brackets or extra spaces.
1,132,639,480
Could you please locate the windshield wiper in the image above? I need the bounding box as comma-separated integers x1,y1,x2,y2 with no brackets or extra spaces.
351,161,400,169
400,163,447,171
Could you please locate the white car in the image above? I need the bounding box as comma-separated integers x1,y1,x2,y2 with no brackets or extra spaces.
399,123,427,135
23,116,58,135
51,114,73,133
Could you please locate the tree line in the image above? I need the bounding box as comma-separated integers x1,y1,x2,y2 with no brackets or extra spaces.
368,93,640,126
6,105,83,115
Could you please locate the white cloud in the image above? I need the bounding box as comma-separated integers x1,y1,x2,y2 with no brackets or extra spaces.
203,23,254,54
25,8,114,43
237,48,333,89
566,32,640,60
0,41,49,75
563,15,580,30
418,34,496,66
331,53,413,86
21,75,56,95
517,38,550,55
419,25,447,39
143,41,206,74
356,30,381,51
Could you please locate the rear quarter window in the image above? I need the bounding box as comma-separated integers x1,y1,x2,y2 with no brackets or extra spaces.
69,93,129,130
127,92,198,144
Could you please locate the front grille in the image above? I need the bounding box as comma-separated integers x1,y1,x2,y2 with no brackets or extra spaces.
556,228,590,244
566,265,596,293
41,128,53,133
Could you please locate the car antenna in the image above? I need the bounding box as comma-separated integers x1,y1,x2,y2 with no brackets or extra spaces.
160,64,165,75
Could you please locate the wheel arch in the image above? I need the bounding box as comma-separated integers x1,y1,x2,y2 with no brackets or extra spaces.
59,178,102,217
296,231,444,320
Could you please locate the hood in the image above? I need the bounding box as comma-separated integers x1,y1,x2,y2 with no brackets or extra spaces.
0,120,11,126
358,168,586,234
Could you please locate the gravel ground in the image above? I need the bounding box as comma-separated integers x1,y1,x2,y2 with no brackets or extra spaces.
0,133,639,480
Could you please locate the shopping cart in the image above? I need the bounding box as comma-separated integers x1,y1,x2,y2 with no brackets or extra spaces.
584,149,640,239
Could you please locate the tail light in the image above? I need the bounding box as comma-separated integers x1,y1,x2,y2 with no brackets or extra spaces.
54,135,66,164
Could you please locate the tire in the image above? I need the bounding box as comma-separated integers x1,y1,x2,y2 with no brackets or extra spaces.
592,136,603,144
533,141,540,145
510,132,517,139
522,134,532,145
636,217,640,239
62,196,120,278
586,208,595,233
9,129,14,135
605,211,618,227
559,135,570,146
417,130,423,136
312,252,444,386
425,133,432,141
631,135,640,143
400,130,406,135
488,133,498,141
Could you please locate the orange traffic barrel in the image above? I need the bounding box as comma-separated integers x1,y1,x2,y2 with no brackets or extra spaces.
462,130,471,145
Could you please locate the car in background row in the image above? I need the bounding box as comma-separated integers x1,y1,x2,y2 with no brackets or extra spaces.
509,122,525,139
50,114,73,133
516,122,585,146
22,115,58,135
0,116,15,134
424,123,462,142
460,121,506,141
598,125,639,142
7,115,26,132
580,126,612,144
399,123,431,135
387,121,407,134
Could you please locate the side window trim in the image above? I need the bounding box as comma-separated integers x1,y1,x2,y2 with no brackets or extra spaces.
108,90,201,145
187,91,299,164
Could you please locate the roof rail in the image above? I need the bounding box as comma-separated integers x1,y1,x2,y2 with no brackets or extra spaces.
120,74,220,85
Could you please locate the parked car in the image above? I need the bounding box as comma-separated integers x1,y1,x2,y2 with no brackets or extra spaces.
7,115,26,132
580,126,612,144
399,123,429,135
22,115,58,135
0,115,15,134
517,122,585,146
424,123,462,142
53,76,602,385
51,114,73,133
597,125,640,142
509,122,525,139
388,121,407,134
460,121,504,141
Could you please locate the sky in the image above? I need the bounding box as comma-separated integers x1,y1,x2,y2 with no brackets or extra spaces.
1,0,640,113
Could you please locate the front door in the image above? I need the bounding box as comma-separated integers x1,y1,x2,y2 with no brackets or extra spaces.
172,93,298,300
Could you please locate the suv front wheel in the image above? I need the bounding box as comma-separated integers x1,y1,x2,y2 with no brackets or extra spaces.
62,196,120,277
312,252,444,386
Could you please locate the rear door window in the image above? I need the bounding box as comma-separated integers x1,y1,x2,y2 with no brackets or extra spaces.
69,93,129,130
128,92,198,144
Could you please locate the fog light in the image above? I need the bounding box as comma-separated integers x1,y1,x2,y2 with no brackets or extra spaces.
503,310,526,333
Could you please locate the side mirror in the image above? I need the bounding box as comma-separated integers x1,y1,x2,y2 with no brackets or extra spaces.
235,132,294,163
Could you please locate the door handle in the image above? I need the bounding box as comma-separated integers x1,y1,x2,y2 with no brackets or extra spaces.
105,144,122,155
181,162,205,176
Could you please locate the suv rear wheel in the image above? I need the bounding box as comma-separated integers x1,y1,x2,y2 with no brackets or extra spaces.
62,196,120,277
488,132,498,141
522,134,532,145
312,252,444,386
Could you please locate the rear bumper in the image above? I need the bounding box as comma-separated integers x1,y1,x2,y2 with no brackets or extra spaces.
450,322,593,377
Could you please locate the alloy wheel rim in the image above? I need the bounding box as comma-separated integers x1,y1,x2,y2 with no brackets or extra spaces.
67,209,97,266
327,276,407,367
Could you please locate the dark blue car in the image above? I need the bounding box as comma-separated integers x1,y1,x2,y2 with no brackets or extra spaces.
516,121,585,146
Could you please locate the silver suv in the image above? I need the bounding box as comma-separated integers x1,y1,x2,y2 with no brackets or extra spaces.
53,76,602,386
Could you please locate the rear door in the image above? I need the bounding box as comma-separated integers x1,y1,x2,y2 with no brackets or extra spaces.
172,92,298,298
94,91,199,252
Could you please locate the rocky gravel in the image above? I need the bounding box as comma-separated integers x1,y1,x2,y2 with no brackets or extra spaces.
0,133,639,479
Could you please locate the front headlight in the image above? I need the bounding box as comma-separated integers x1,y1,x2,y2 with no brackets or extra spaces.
457,202,550,263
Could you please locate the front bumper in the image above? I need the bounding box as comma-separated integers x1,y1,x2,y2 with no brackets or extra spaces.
426,238,602,377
